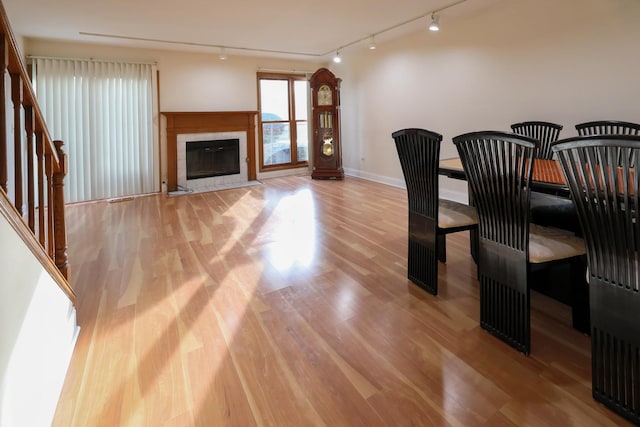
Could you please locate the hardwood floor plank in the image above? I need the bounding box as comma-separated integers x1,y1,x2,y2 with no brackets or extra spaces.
52,175,633,426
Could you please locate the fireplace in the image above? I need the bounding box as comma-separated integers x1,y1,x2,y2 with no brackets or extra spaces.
162,111,258,192
186,139,240,180
176,131,248,193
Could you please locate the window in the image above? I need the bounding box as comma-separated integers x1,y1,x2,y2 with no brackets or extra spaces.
257,73,309,171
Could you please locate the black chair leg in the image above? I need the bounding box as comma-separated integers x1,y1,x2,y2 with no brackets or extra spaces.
437,234,446,263
407,238,438,295
590,282,640,424
470,228,479,264
570,256,590,334
480,275,530,355
479,242,530,355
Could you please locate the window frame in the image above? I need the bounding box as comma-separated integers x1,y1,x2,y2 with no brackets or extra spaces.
257,72,309,172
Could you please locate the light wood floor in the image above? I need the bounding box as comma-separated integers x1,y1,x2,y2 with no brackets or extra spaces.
53,175,631,426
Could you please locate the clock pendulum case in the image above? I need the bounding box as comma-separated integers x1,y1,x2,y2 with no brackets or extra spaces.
310,68,344,180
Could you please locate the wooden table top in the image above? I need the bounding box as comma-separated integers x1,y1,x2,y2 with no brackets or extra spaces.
439,157,569,195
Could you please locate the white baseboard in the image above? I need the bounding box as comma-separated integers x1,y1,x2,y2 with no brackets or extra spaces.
344,167,469,204
343,167,406,188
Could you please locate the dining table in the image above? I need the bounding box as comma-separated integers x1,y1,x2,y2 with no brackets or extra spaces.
439,157,570,197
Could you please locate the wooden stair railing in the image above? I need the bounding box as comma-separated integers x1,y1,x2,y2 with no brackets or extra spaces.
0,0,74,302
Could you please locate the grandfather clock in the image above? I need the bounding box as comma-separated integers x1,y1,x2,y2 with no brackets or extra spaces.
310,68,344,180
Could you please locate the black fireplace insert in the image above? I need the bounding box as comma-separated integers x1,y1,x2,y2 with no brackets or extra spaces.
186,139,240,180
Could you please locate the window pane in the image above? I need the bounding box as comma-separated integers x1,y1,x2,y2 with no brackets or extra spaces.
263,123,291,165
297,122,308,162
260,80,289,121
294,80,308,121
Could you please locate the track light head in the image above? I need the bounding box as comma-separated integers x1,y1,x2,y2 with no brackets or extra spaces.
429,13,440,32
368,36,377,50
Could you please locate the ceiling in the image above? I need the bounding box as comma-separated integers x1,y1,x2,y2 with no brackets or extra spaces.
3,0,504,61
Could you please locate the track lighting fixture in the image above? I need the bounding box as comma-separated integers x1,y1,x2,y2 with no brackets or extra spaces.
84,0,468,62
85,1,467,63
429,13,440,31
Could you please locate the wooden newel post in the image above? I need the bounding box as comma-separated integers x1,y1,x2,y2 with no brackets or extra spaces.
53,140,69,280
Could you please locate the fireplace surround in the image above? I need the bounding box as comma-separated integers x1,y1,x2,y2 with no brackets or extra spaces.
162,111,258,192
176,131,247,192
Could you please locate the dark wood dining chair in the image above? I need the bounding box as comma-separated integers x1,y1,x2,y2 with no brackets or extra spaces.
510,121,579,233
392,128,478,296
453,131,586,355
511,121,563,160
575,120,640,137
576,120,640,166
553,135,640,426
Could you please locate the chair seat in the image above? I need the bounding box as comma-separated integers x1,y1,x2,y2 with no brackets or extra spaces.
529,224,585,263
438,199,478,229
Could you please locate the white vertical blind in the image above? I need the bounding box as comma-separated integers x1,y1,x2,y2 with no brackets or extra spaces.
33,58,159,203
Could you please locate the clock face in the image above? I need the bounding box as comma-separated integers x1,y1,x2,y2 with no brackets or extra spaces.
318,85,332,106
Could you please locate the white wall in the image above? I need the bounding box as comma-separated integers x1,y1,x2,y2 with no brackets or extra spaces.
0,214,79,427
337,0,640,201
25,40,326,184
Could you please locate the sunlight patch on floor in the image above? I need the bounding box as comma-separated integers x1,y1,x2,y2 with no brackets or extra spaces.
267,189,316,272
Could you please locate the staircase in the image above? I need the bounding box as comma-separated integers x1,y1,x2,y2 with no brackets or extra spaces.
0,2,72,296
0,1,79,426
